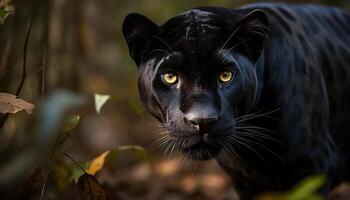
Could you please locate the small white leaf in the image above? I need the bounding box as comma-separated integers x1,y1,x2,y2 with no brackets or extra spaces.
94,94,110,114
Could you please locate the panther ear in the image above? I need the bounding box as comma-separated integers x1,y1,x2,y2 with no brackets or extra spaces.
226,10,269,62
122,13,160,66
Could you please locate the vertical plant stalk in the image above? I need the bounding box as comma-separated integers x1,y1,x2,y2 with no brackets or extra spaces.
15,16,34,96
0,16,35,130
40,44,46,96
39,136,62,200
39,130,64,200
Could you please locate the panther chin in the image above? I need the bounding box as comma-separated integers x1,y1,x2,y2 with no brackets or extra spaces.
180,135,222,160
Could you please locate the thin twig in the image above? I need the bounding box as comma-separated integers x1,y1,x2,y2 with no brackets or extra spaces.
0,16,35,131
39,172,49,200
39,136,60,200
63,152,87,174
16,16,35,96
40,152,87,200
40,44,46,96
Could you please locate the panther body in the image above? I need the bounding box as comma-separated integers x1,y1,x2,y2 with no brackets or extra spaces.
123,3,350,199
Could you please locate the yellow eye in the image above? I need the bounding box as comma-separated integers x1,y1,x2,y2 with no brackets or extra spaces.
219,71,234,83
161,73,178,84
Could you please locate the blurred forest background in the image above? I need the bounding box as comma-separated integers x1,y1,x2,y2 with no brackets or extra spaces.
1,0,350,199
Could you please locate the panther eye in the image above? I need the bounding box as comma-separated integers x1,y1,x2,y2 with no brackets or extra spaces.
219,71,234,83
161,73,178,85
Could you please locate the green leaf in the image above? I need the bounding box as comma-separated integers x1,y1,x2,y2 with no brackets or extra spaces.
94,94,110,114
286,174,325,200
70,162,88,183
106,149,119,163
256,175,326,200
61,114,80,133
0,9,7,18
116,145,149,160
56,114,81,148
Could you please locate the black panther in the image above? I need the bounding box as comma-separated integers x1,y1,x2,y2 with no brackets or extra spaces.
122,3,350,199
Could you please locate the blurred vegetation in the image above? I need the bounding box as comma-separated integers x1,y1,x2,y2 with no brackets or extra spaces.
1,0,350,199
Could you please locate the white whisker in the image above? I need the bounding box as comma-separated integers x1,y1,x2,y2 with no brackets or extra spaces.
228,135,265,161
218,23,245,52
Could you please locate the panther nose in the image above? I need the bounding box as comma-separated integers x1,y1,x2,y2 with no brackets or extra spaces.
184,107,219,129
185,116,219,127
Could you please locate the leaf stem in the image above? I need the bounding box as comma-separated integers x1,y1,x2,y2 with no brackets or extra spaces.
63,152,87,174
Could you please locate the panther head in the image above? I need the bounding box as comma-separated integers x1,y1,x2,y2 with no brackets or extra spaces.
122,8,269,160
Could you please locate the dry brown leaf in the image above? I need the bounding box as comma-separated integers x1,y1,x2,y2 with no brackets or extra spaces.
0,93,35,114
77,174,108,200
86,150,110,175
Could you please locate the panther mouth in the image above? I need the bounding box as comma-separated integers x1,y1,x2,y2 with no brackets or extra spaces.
164,125,233,160
179,133,222,160
181,142,221,160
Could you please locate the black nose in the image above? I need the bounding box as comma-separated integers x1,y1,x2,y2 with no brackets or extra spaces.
184,106,219,128
185,115,219,127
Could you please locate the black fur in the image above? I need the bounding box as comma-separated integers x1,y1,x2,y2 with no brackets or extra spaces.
123,3,350,199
